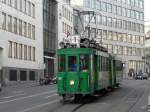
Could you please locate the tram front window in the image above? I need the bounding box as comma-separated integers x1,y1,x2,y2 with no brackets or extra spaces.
80,55,89,72
68,56,77,72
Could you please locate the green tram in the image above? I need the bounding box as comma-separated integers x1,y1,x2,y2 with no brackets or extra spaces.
57,47,123,100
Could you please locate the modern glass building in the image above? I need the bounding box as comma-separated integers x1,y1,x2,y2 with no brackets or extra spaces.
43,0,57,77
43,0,73,77
72,0,145,77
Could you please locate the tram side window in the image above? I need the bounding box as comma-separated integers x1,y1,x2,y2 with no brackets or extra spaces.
106,58,109,71
102,57,105,71
80,55,89,72
116,60,123,71
68,56,77,72
58,56,65,72
101,57,108,71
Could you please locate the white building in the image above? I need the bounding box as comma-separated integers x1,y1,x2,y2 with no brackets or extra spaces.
145,37,150,73
0,0,44,85
56,0,73,48
71,0,145,78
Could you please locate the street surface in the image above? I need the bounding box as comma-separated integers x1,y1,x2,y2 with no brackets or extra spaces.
0,79,149,112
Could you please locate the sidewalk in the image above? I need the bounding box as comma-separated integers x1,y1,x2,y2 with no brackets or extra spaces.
148,93,150,111
3,81,39,89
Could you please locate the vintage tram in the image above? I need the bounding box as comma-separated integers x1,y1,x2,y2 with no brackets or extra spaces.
57,38,123,101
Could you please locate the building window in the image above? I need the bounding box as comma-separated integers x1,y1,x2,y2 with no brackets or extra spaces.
20,0,22,11
14,42,18,59
24,45,27,60
131,0,135,6
13,17,17,33
113,5,117,14
136,36,140,44
2,0,6,4
28,1,31,16
9,41,13,58
113,45,118,54
23,22,27,37
19,44,23,59
101,2,107,12
127,9,131,18
28,23,31,38
22,0,26,13
112,18,117,28
127,35,132,43
140,36,144,45
127,47,132,56
132,48,136,56
113,32,118,41
97,29,102,42
33,47,35,61
20,71,27,81
117,19,122,29
118,33,123,42
108,45,113,53
103,30,107,40
9,70,17,81
132,35,136,44
28,46,31,60
8,0,12,6
14,0,17,9
29,71,35,81
139,0,144,9
122,8,126,17
32,3,35,17
7,15,12,32
19,20,22,35
107,3,112,13
123,47,127,55
32,25,35,39
122,20,127,30
123,34,127,42
108,31,112,40
107,17,112,27
102,16,107,26
117,6,122,16
118,46,123,55
2,12,6,30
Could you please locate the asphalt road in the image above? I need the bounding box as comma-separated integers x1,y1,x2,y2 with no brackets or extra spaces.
0,79,149,112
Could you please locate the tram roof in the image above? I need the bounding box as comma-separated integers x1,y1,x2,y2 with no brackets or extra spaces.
57,48,109,57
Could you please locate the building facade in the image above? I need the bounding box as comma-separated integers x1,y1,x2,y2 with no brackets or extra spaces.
57,0,73,48
145,37,150,73
72,0,145,78
43,0,57,77
43,0,73,77
0,0,44,84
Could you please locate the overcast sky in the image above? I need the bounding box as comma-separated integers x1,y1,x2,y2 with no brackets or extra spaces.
144,0,150,21
144,0,150,33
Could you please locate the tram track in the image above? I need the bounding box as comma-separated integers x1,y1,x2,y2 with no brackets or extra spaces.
71,104,86,112
125,88,145,112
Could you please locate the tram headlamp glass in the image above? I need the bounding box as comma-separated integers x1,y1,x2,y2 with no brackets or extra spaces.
70,80,75,85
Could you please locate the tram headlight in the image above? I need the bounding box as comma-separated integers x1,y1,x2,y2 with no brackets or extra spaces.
70,80,75,86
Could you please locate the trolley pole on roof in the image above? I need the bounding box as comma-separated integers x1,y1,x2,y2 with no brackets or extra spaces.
77,10,101,44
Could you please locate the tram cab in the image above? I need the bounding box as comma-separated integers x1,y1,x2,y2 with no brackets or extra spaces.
57,48,91,95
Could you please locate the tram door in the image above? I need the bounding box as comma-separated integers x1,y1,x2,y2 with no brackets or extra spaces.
94,55,98,90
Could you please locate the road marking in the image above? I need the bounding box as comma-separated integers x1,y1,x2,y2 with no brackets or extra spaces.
13,91,24,94
2,93,26,99
44,94,58,99
18,100,59,112
0,90,56,104
148,93,150,106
